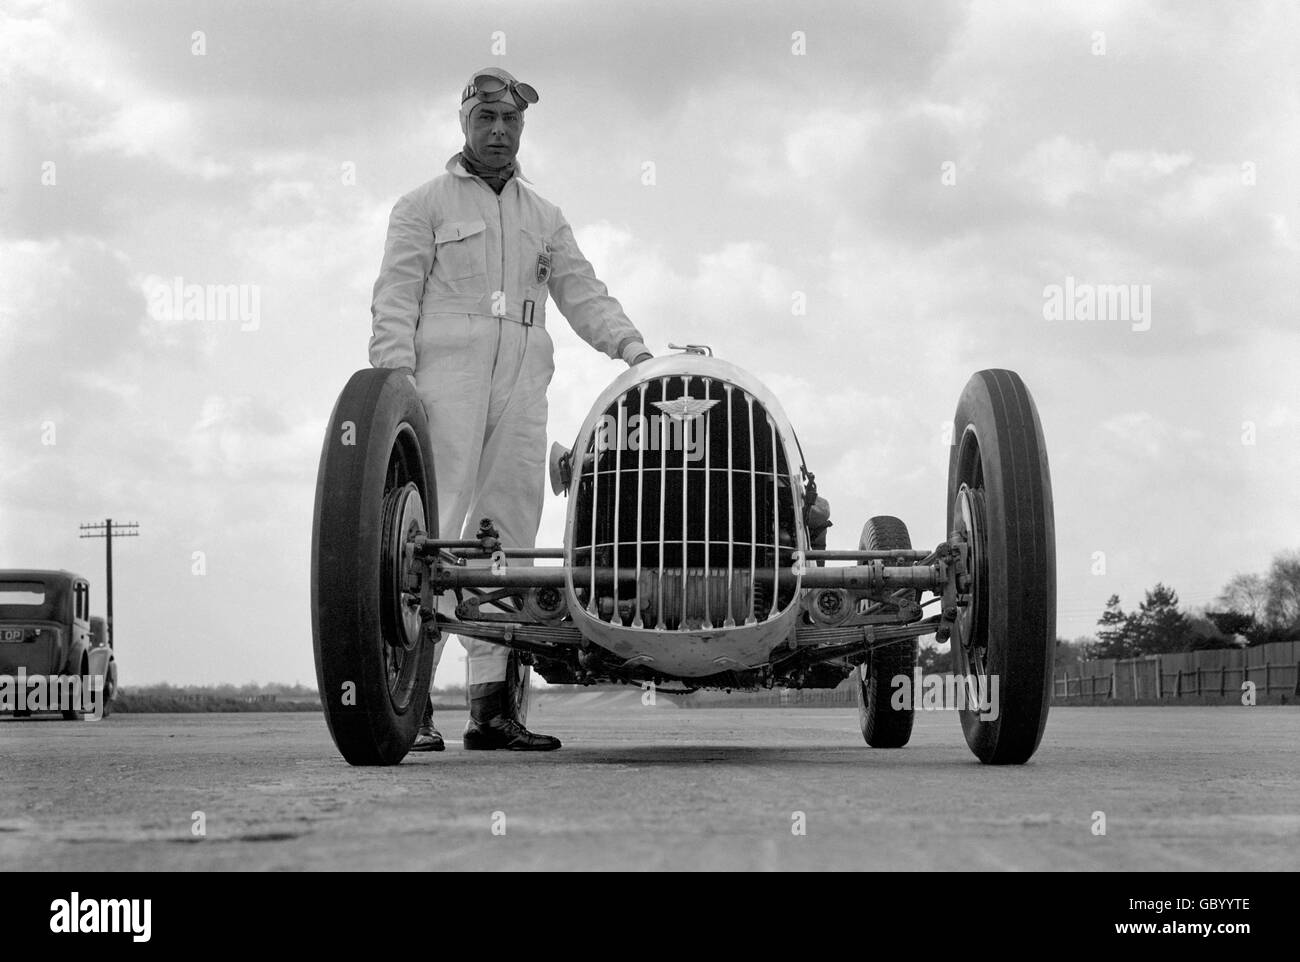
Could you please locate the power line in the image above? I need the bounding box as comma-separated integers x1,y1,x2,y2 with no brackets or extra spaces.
78,519,139,648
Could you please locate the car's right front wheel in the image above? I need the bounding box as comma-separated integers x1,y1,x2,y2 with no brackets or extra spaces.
311,369,440,766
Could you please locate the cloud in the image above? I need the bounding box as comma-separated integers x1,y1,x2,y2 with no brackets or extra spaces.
72,98,232,180
0,237,146,403
185,395,320,481
1014,137,1103,208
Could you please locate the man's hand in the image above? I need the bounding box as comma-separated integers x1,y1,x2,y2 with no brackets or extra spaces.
618,338,652,367
396,366,417,389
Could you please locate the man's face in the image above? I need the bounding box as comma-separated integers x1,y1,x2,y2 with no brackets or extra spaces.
466,101,524,167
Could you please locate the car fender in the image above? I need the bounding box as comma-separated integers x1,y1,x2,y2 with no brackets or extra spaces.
87,646,113,680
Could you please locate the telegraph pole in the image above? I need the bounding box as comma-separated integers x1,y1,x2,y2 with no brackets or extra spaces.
79,519,139,647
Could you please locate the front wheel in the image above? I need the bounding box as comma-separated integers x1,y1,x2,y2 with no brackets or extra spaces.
855,516,919,748
312,369,439,766
947,370,1055,764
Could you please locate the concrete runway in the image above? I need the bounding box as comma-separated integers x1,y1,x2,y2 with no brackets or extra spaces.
1,702,1296,870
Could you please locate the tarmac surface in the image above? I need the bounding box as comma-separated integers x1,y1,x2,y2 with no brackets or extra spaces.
1,700,1296,871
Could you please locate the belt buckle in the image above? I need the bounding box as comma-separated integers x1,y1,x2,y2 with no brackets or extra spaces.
521,299,535,326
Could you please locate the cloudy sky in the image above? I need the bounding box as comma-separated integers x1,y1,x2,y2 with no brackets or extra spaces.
2,0,1296,687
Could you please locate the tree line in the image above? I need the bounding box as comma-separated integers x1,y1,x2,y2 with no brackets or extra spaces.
920,549,1300,671
1075,549,1300,661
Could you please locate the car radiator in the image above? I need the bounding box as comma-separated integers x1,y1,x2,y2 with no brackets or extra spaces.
571,374,801,630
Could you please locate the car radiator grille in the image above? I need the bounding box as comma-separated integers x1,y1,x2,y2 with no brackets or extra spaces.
572,374,800,630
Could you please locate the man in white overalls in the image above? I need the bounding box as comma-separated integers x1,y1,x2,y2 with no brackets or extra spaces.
370,68,653,750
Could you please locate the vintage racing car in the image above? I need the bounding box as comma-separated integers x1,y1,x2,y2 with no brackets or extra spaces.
311,348,1054,767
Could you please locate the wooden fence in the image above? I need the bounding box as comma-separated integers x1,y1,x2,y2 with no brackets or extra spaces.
1054,640,1300,703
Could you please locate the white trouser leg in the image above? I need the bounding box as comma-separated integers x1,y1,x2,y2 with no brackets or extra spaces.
461,319,553,686
413,313,492,697
413,313,555,689
425,636,448,696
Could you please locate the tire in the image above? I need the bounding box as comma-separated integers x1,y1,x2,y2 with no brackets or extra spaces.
100,663,116,719
947,370,1055,764
63,665,86,720
855,516,919,748
312,369,439,766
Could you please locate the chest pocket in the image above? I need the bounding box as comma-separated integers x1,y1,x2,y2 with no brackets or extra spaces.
433,219,488,282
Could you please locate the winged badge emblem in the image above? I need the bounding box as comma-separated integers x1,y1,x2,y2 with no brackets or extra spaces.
651,398,721,421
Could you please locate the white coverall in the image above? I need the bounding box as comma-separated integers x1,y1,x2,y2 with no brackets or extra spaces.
370,154,647,685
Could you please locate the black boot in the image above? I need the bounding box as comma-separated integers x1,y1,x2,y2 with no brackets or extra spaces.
462,681,561,751
410,694,445,752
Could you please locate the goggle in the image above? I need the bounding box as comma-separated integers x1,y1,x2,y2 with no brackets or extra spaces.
462,74,539,110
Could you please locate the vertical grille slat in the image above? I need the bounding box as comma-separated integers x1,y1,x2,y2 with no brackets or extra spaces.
587,415,599,615
632,384,646,628
768,415,780,621
745,394,758,625
655,376,668,630
702,377,712,630
724,383,736,628
680,375,690,629
573,373,799,632
611,396,624,624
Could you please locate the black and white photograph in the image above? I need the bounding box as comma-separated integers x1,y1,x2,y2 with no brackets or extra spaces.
1,0,1295,919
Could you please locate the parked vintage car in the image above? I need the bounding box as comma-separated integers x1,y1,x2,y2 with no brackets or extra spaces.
0,569,117,719
312,349,1054,766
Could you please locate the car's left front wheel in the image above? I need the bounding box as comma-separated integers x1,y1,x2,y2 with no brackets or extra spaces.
855,516,919,748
